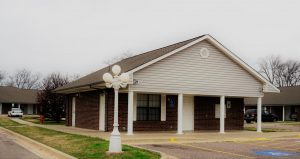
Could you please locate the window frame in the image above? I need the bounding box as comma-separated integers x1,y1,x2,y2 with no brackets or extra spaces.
137,94,161,121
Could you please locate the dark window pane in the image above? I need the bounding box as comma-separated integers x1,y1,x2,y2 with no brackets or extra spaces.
149,108,160,120
137,94,161,121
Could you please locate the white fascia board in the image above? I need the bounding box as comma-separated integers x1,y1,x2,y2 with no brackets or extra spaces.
126,34,279,93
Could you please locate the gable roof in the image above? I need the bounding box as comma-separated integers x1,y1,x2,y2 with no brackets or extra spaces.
245,85,300,105
55,34,280,94
55,35,204,92
0,86,39,104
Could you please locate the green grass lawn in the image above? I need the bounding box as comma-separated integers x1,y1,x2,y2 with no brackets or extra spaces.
0,117,160,159
22,115,65,125
279,121,300,125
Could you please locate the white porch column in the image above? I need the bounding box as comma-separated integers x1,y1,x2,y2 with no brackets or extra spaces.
99,93,106,131
220,96,225,133
127,91,134,135
177,93,183,134
72,97,76,127
161,94,166,121
282,105,285,121
133,93,137,121
257,97,262,132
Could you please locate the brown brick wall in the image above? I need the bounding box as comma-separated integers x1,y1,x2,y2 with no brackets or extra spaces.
75,91,99,130
64,90,244,131
1,103,11,114
65,95,72,126
106,89,128,131
194,96,244,130
296,106,300,121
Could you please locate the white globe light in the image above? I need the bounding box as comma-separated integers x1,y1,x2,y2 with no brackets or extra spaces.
112,65,121,76
119,73,129,83
103,73,113,83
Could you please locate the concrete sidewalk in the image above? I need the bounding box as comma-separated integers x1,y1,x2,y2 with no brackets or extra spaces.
11,118,300,145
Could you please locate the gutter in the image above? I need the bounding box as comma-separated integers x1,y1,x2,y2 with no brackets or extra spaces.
53,81,105,94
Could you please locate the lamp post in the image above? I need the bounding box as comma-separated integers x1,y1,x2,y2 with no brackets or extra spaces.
103,65,129,153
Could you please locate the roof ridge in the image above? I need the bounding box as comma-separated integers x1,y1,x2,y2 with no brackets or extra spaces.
0,86,40,91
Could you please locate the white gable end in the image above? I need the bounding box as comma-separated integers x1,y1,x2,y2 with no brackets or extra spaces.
131,40,264,97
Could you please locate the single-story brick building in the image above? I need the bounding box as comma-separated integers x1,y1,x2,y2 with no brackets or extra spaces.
245,86,300,121
55,35,279,134
0,86,40,115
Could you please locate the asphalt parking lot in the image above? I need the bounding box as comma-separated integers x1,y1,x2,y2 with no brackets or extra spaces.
141,136,300,159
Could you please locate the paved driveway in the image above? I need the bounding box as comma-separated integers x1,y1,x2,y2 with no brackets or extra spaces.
140,136,300,159
0,129,41,159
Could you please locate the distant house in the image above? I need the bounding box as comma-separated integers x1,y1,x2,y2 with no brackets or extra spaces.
55,35,279,134
0,86,40,115
245,86,300,121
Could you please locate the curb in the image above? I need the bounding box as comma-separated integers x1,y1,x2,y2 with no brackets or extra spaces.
0,127,76,159
131,145,178,159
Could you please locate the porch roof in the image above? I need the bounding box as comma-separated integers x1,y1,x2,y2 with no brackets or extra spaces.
245,85,300,106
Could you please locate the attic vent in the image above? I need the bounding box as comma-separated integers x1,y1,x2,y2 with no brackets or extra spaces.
199,48,210,58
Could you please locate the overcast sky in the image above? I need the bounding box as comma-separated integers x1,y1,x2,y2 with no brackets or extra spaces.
1,0,299,77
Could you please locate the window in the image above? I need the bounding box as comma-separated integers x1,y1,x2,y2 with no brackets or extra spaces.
137,94,161,121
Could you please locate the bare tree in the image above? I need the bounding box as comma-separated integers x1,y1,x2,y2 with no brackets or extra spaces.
39,73,69,90
69,74,81,82
258,55,282,85
38,73,69,122
6,69,41,89
103,51,134,65
0,71,5,86
258,55,300,87
282,60,300,86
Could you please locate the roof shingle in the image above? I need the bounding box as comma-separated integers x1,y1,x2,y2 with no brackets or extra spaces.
0,86,39,104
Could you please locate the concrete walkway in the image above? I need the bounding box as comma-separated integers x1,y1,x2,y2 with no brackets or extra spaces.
11,118,300,145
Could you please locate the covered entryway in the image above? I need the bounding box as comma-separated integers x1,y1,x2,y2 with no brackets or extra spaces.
194,96,244,131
